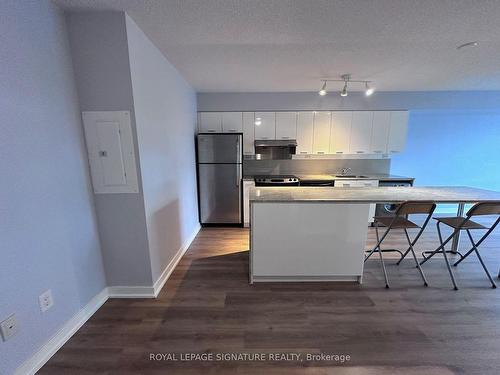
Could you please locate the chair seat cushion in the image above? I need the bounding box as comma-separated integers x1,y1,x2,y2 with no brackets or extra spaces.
374,216,420,229
433,216,487,229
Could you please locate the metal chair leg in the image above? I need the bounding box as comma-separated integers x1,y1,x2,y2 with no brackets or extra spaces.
463,230,497,288
404,229,428,286
441,243,459,290
377,242,390,288
420,222,451,265
365,223,388,262
396,246,411,265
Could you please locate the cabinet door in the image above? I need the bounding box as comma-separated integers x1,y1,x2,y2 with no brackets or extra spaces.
296,112,314,154
349,111,373,154
242,112,255,155
275,112,297,139
312,112,331,154
370,111,391,154
254,112,276,140
199,112,222,133
222,112,243,133
330,111,352,154
388,111,409,153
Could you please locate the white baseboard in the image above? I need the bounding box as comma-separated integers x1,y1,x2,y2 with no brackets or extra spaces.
14,288,109,375
106,285,156,298
153,223,200,297
13,224,201,375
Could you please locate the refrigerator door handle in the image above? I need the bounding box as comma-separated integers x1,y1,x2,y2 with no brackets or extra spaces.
236,165,241,187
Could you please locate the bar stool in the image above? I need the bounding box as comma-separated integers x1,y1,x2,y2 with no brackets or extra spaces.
421,201,500,289
365,201,436,288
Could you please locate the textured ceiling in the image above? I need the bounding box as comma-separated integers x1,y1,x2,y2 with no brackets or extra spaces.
55,0,500,92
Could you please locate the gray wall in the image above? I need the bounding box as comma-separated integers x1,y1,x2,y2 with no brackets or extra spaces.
0,1,106,374
125,15,200,282
197,91,500,111
66,12,153,286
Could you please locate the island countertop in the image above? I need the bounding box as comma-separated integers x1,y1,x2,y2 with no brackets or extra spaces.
250,186,500,203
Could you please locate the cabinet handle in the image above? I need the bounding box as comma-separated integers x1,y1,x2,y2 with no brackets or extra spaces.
228,129,236,132
300,151,308,154
260,137,268,139
373,150,383,153
280,136,289,139
317,151,325,154
208,130,216,132
356,151,364,154
336,151,343,154
390,150,399,153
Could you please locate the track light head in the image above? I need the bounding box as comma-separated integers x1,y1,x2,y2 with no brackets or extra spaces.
365,82,375,96
318,81,327,96
340,81,348,97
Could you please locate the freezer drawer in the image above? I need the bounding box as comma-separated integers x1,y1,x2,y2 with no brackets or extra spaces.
198,163,242,224
197,133,242,163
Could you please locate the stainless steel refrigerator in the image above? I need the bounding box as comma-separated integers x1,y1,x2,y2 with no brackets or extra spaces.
197,133,242,224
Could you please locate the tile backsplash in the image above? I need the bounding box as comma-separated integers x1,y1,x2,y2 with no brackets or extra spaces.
243,158,390,176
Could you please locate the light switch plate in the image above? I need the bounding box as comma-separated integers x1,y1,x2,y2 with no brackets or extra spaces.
39,289,54,313
1,314,19,341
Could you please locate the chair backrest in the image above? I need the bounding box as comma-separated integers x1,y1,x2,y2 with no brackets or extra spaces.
466,201,500,217
395,201,436,216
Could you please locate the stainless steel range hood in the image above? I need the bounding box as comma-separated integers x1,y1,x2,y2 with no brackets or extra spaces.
254,139,297,160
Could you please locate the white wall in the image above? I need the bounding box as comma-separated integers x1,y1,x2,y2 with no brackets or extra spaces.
0,1,106,374
125,15,200,281
66,11,153,287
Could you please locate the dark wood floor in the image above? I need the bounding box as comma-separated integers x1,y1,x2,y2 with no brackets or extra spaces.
40,218,500,375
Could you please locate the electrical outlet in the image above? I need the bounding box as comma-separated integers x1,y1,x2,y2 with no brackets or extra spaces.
1,314,19,341
39,289,54,313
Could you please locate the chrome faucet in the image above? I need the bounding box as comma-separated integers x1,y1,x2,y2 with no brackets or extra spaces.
340,167,352,176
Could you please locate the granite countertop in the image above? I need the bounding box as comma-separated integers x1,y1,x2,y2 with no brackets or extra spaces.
243,174,414,181
249,186,500,203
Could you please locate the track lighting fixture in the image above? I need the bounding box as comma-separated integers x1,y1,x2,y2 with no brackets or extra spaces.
318,81,327,96
364,82,375,96
318,74,375,97
340,81,348,97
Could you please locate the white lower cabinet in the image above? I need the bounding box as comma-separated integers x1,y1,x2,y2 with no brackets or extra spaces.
243,180,255,226
334,179,379,223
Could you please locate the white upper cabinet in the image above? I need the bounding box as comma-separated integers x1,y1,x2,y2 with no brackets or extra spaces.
388,111,409,153
296,112,314,154
313,112,331,154
222,112,243,133
370,111,391,154
254,112,276,139
275,112,297,140
242,112,255,155
349,111,374,154
330,111,352,154
199,112,222,133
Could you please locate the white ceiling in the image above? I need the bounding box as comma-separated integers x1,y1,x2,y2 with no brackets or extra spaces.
55,0,500,92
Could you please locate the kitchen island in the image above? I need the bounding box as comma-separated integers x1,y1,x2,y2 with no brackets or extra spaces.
249,186,500,283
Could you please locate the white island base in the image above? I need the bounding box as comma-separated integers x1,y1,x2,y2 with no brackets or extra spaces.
250,202,371,283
